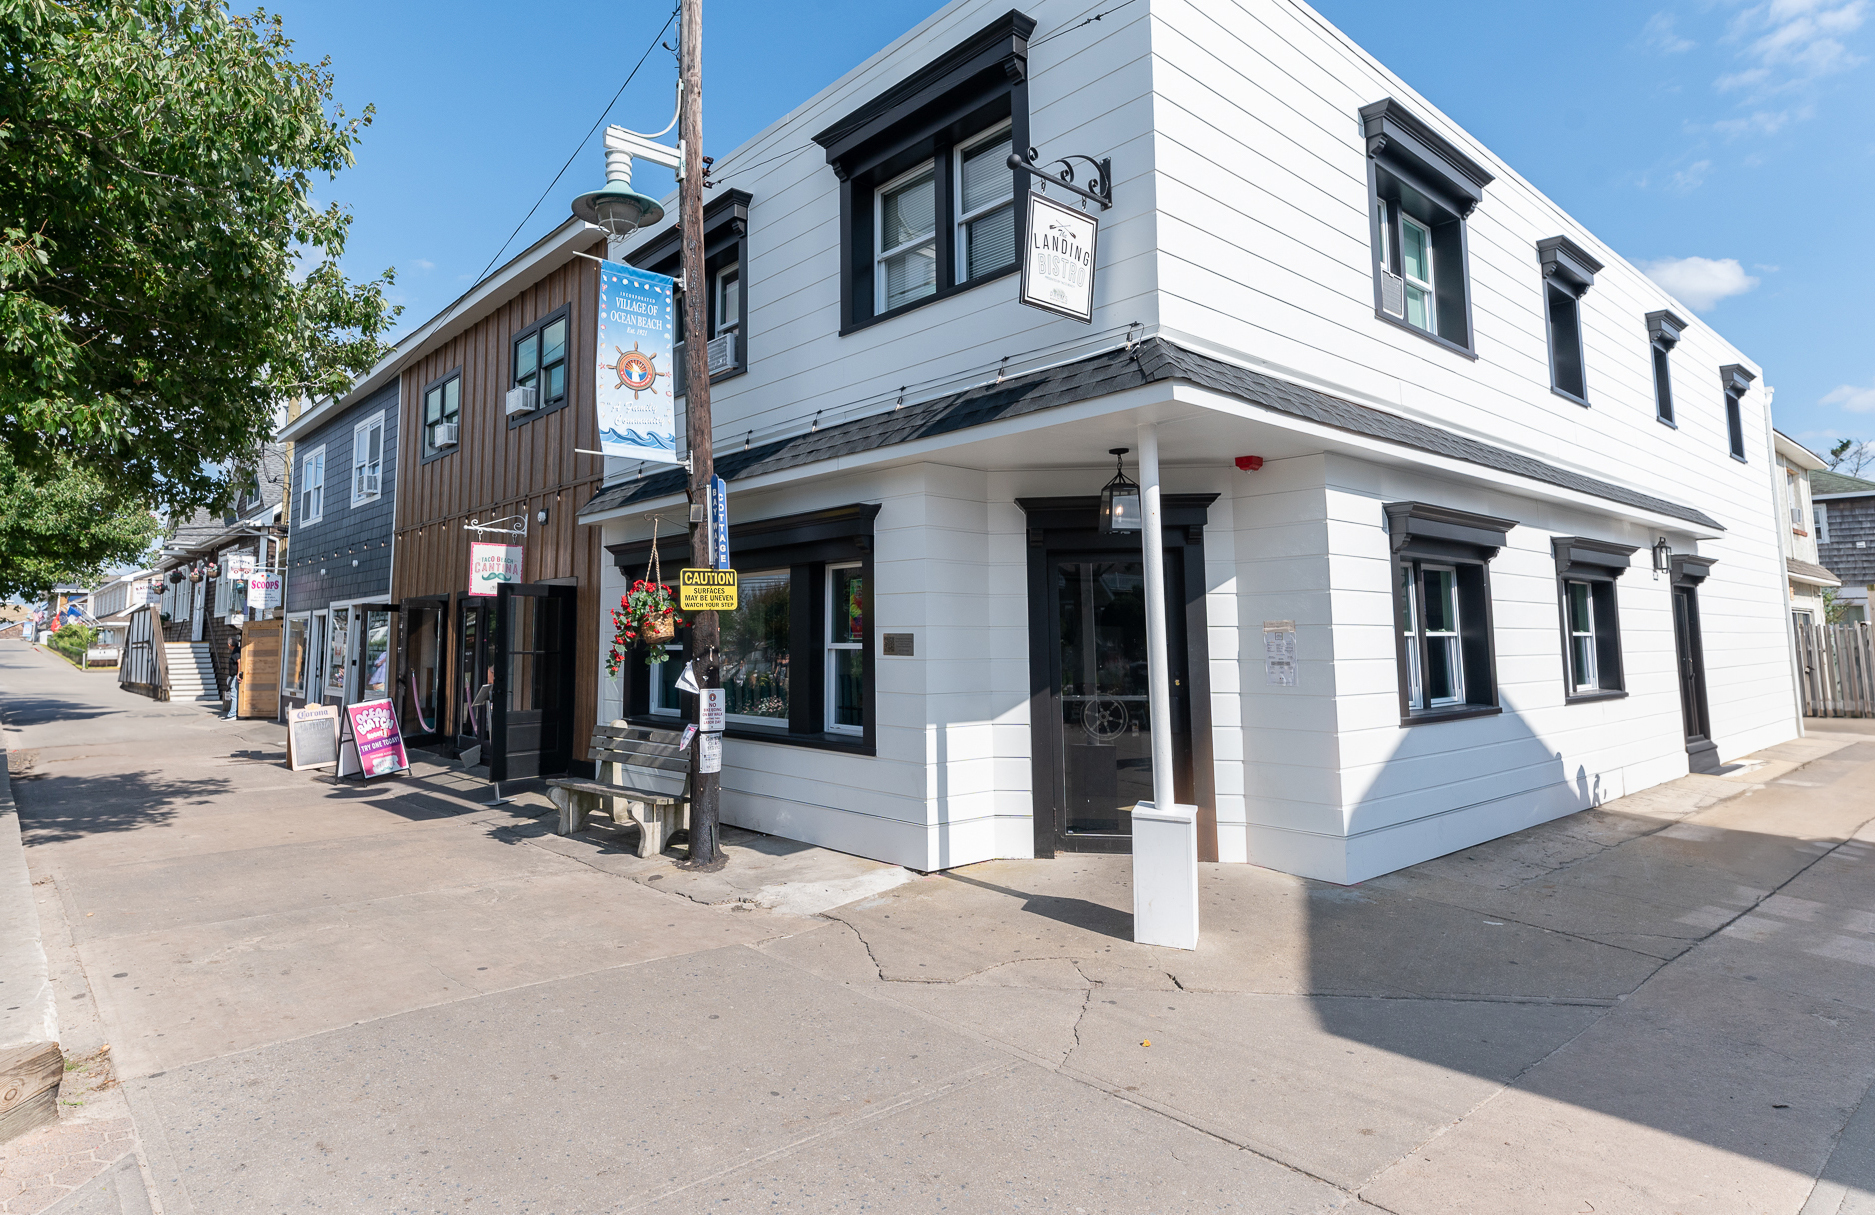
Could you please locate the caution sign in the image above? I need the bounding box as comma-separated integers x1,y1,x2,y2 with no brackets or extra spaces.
679,567,738,611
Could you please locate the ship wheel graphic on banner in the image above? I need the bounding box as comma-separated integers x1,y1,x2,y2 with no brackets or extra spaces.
610,343,665,398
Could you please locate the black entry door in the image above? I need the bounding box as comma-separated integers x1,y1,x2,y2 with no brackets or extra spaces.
1046,552,1192,853
457,598,493,754
1672,586,1720,774
490,583,578,782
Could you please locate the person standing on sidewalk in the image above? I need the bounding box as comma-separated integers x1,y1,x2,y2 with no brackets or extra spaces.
223,632,242,720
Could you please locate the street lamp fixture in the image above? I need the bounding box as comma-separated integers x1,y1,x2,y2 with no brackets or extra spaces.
571,96,685,239
1099,448,1142,534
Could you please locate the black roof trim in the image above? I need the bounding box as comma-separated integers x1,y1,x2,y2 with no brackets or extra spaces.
579,338,1722,530
1359,98,1494,215
628,189,753,273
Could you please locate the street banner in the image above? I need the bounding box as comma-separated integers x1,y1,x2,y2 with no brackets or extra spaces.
469,542,523,596
1019,190,1099,323
679,568,737,611
345,698,409,778
596,260,679,463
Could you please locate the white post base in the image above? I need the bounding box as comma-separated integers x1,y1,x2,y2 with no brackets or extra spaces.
1132,801,1199,950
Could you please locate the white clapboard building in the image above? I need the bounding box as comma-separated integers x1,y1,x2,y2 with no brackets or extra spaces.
580,0,1794,882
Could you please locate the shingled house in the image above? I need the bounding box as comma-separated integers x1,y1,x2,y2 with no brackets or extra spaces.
1815,468,1875,623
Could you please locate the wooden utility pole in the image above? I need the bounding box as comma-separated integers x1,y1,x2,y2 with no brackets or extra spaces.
678,0,721,866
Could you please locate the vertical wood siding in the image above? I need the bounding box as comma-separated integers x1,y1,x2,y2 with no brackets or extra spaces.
393,242,606,752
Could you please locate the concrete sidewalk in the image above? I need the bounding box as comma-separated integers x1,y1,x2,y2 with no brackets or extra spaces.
5,638,1875,1213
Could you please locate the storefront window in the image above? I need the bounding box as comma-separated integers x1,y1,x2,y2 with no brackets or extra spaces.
283,615,307,695
827,564,864,734
405,607,444,733
363,609,392,699
722,570,790,723
327,606,350,698
649,643,685,715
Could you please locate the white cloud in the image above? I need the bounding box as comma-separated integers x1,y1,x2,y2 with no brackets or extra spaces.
1639,256,1761,310
1669,159,1713,191
411,258,436,272
1722,0,1867,95
1646,11,1697,51
1824,381,1875,412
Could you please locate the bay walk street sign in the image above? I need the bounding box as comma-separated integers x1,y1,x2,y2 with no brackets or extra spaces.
1020,190,1098,323
596,260,679,463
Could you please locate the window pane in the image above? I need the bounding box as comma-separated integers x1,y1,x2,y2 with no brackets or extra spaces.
964,201,1016,279
284,617,306,691
443,377,459,419
719,270,740,330
831,566,864,645
367,423,381,465
881,171,936,249
1426,635,1460,703
883,242,937,310
831,649,863,728
1653,345,1673,421
722,571,790,720
547,362,565,401
328,608,349,692
1400,218,1431,284
960,135,1013,214
1568,581,1592,634
425,389,442,423
364,610,390,697
650,646,684,713
1400,563,1422,711
541,318,566,367
1422,568,1457,634
1404,283,1431,332
1572,634,1596,690
514,333,538,384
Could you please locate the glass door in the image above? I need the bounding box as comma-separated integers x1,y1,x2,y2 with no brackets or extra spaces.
457,598,493,756
402,600,446,737
1048,556,1190,851
491,583,577,782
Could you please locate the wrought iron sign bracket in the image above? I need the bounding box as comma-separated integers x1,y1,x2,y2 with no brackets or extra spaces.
1007,146,1114,211
465,515,529,538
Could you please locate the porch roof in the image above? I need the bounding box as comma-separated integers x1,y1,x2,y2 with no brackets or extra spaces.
578,337,1722,531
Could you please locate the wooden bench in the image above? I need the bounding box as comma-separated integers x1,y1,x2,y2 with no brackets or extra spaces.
546,722,690,857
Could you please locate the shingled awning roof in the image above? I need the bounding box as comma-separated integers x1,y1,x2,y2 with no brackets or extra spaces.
580,337,1723,530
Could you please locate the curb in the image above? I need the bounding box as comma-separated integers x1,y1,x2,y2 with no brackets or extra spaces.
0,708,61,1144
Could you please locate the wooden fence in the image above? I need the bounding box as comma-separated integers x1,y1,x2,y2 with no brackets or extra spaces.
1795,618,1875,718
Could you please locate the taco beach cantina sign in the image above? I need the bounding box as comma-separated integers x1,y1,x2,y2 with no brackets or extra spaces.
1020,190,1098,324
470,542,524,596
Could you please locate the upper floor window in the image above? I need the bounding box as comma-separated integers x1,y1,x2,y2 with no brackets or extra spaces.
629,190,752,389
1815,502,1832,544
1646,311,1685,426
1721,364,1755,463
1787,468,1805,528
1537,237,1601,406
299,445,325,525
1361,98,1493,357
352,411,385,505
423,372,461,456
511,308,569,418
812,12,1035,333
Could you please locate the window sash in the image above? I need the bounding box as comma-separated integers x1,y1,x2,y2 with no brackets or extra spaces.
1402,560,1465,711
874,162,939,314
1652,343,1675,424
425,377,460,451
300,450,324,521
715,265,740,335
955,123,1015,283
1398,213,1435,334
1816,503,1831,544
1787,471,1804,526
353,416,383,503
825,563,864,736
1566,580,1598,691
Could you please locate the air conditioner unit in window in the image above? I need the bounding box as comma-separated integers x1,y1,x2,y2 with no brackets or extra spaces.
504,385,537,416
706,332,737,376
356,471,381,498
433,422,459,449
1379,270,1406,318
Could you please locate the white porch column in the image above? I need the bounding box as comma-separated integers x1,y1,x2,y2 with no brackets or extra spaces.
1132,421,1198,949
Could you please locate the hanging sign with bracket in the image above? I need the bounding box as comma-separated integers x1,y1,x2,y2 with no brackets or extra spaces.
1009,146,1109,324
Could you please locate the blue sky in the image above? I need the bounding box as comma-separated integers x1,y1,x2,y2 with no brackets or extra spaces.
275,0,1873,458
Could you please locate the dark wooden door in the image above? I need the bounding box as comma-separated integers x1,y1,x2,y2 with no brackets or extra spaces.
491,582,577,782
1672,586,1719,773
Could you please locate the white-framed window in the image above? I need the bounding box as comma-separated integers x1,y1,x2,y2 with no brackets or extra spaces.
874,161,938,315
352,412,385,506
299,445,325,524
715,263,741,340
955,121,1015,283
1564,580,1598,692
1816,502,1832,544
648,644,685,715
1786,468,1805,528
1400,562,1463,710
1398,213,1436,335
826,563,865,736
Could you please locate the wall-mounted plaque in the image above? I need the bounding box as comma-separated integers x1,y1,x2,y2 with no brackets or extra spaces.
882,633,914,657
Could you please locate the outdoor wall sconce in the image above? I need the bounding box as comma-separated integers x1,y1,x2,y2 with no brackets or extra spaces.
1099,448,1142,534
1652,537,1672,580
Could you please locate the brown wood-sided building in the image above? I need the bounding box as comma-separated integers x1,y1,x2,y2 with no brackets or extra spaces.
335,218,615,780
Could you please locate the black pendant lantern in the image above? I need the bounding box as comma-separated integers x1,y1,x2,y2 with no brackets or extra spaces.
1099,447,1142,534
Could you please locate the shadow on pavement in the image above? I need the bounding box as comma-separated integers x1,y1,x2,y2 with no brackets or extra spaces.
13,769,229,842
941,870,1135,941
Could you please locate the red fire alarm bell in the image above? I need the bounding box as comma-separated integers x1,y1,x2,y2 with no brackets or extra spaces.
1235,455,1265,472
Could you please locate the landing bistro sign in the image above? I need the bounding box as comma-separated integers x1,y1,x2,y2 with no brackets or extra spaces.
1019,190,1098,323
596,260,679,463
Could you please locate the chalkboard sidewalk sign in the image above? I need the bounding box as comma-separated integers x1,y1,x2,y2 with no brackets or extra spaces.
287,705,341,771
339,698,410,780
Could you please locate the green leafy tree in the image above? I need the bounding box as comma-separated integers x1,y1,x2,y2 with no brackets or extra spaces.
0,448,162,599
0,0,399,521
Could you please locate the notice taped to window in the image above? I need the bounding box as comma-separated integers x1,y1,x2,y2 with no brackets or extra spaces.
1263,620,1297,687
679,568,738,611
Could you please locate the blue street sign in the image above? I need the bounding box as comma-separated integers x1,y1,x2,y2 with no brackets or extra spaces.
710,475,730,570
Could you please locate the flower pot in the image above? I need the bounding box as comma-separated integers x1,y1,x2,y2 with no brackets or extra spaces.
641,611,677,645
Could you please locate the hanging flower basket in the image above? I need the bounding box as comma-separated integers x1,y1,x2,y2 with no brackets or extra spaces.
606,580,683,674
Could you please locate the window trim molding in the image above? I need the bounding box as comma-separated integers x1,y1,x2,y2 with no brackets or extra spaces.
298,444,326,526
1552,537,1636,702
1362,99,1491,358
1385,501,1513,725
813,10,1034,334
350,409,387,507
506,304,573,430
1538,236,1600,407
1721,363,1755,463
628,189,753,386
418,368,464,465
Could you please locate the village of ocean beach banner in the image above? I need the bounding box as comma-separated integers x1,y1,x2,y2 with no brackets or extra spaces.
596,260,680,463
